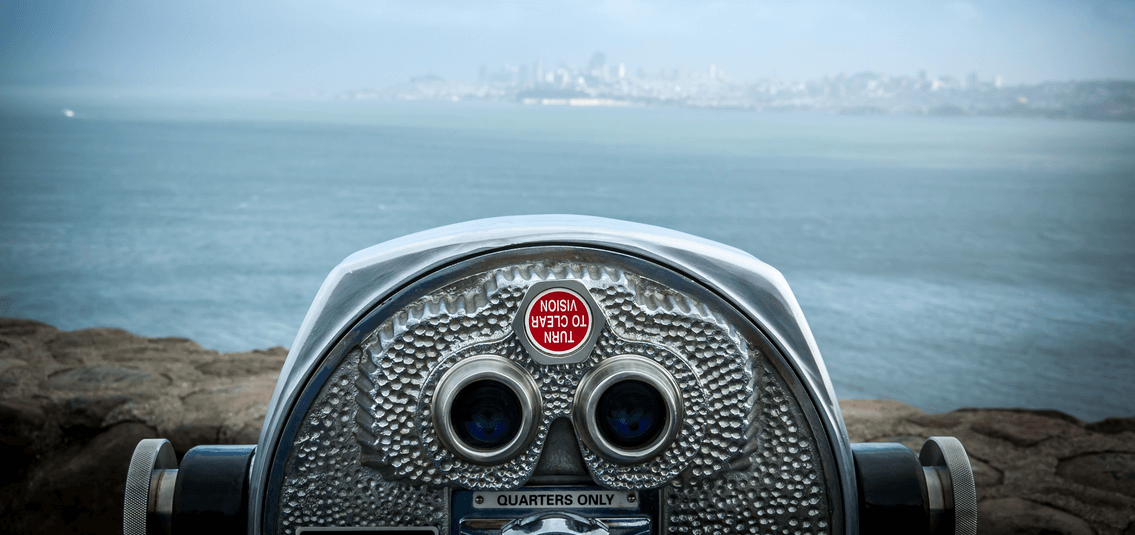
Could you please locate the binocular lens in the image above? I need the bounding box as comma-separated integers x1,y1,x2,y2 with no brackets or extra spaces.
596,380,667,449
451,380,522,450
575,355,682,463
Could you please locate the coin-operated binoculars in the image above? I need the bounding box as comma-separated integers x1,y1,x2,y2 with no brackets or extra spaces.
124,216,976,535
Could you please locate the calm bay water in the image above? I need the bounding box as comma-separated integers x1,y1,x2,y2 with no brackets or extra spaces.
2,93,1133,420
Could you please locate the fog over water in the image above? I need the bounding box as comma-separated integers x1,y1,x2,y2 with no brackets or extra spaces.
3,1,1134,93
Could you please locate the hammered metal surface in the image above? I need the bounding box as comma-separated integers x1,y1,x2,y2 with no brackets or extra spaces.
664,358,831,534
279,349,449,534
279,259,830,534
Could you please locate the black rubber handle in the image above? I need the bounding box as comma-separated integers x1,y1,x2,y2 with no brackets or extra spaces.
172,444,255,535
851,442,930,535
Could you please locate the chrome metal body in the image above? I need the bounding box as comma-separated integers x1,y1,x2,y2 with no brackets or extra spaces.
501,512,609,535
149,469,178,533
572,355,683,464
250,215,856,534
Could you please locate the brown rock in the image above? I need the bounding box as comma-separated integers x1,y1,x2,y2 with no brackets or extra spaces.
0,318,57,338
842,403,1135,534
46,327,140,367
1056,452,1135,497
0,357,26,376
0,319,286,535
100,336,211,363
13,422,158,535
0,397,46,431
1086,416,1135,435
970,409,1085,447
0,398,48,488
45,365,161,390
195,347,288,376
179,375,276,445
908,411,965,429
841,398,925,420
840,399,925,442
978,497,1094,535
970,455,1005,487
59,394,131,430
24,422,157,498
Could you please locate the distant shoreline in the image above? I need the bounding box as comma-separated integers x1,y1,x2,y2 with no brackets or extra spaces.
4,80,1135,123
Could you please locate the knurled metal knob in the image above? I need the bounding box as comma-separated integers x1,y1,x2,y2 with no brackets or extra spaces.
124,438,177,535
921,436,978,535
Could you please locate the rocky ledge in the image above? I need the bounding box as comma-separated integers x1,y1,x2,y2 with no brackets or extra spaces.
1,318,1132,534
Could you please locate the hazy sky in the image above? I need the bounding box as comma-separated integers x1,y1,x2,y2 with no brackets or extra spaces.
2,0,1133,94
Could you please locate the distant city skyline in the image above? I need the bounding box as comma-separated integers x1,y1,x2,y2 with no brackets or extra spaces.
3,1,1134,95
311,55,1134,122
469,53,1012,87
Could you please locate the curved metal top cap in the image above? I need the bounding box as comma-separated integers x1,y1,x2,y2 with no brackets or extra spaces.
250,214,852,534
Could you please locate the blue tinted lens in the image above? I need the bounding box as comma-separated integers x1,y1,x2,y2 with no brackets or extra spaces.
452,380,521,449
596,380,666,448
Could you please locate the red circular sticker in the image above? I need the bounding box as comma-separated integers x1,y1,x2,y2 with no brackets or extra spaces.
524,288,592,355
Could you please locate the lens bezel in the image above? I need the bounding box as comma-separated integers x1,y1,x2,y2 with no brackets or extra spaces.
574,355,683,464
432,355,541,464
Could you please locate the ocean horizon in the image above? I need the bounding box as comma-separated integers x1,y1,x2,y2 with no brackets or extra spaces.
2,92,1133,421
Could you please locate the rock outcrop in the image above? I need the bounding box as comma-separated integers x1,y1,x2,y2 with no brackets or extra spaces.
844,400,1135,534
1,318,1132,534
0,319,285,534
